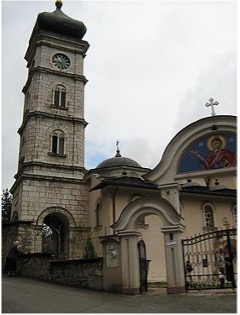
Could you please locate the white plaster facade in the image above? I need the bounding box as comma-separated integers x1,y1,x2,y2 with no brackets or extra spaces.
86,115,237,290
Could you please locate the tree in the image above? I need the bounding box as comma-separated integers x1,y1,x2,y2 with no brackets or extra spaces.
83,237,97,259
2,188,12,223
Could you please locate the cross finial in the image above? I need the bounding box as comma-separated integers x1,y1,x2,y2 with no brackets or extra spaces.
205,98,219,116
115,140,121,157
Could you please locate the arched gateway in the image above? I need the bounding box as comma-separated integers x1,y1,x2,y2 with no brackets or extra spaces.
109,197,185,294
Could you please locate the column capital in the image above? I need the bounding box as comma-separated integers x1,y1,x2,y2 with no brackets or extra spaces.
117,230,141,238
161,224,185,233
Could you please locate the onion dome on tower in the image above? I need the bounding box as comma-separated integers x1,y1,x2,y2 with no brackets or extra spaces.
32,0,87,39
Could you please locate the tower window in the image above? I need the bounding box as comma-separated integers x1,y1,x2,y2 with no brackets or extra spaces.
49,130,66,156
53,85,67,108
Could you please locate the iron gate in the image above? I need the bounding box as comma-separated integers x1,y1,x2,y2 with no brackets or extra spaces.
138,240,148,293
182,228,237,290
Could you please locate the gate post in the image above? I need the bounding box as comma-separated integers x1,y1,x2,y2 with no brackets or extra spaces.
100,235,122,292
226,228,236,289
117,230,141,294
162,226,185,293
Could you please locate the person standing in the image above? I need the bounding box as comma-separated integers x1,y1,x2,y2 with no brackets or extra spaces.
216,248,226,288
5,241,26,276
185,260,193,289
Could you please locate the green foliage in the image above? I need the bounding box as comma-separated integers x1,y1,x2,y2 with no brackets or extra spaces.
2,188,12,223
83,237,97,259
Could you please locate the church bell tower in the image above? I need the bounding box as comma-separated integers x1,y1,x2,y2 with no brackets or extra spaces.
11,1,90,258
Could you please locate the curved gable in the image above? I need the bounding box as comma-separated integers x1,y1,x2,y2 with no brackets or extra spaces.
145,115,236,183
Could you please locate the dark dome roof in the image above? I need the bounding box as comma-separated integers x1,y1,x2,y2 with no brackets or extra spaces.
96,149,141,169
32,1,87,40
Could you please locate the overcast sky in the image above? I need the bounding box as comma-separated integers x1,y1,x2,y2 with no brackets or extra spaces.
2,0,237,190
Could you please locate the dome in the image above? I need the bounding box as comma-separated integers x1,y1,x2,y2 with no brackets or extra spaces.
96,148,141,169
32,1,87,40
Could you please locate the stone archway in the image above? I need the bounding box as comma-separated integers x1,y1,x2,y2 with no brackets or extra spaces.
36,207,76,259
111,197,186,294
37,206,76,227
42,213,68,259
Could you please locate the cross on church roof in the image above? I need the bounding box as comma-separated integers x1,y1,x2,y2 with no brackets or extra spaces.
205,98,219,116
115,140,121,157
223,219,231,229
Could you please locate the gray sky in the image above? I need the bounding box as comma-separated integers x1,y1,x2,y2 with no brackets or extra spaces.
2,0,237,190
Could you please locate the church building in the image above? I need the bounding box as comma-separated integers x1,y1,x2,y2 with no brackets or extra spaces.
6,1,236,294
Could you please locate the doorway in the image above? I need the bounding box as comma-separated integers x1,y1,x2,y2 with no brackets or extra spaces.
138,240,148,293
42,213,69,259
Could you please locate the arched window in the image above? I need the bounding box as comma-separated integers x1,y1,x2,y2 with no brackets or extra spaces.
53,85,66,108
51,130,65,155
95,203,101,228
203,204,214,228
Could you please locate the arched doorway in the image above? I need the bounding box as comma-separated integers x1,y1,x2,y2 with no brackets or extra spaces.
137,214,166,284
37,207,76,259
111,197,186,294
42,213,69,259
138,240,148,293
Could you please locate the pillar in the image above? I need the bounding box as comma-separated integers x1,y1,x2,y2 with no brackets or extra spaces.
162,226,185,293
117,230,141,294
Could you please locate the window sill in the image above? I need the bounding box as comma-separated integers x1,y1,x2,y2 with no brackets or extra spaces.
48,152,67,158
202,227,217,232
50,104,69,110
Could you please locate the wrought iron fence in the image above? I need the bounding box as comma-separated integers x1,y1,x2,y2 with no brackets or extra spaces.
182,228,237,290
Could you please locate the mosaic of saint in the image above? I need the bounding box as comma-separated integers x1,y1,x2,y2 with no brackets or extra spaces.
177,134,236,174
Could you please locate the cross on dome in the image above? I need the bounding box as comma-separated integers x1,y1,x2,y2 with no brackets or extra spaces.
205,98,219,116
115,140,121,157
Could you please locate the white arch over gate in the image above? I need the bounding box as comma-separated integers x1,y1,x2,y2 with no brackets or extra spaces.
112,197,184,232
111,197,186,294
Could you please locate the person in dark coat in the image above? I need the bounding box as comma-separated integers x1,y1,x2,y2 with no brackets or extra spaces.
5,241,26,276
225,255,235,287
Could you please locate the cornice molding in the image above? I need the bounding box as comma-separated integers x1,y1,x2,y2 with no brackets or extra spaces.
25,30,89,65
18,110,88,135
22,66,88,94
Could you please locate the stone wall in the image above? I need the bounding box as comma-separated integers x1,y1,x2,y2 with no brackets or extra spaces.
17,253,52,279
16,253,103,290
2,221,34,264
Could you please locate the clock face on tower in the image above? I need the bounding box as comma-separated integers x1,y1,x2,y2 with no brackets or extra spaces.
52,53,70,70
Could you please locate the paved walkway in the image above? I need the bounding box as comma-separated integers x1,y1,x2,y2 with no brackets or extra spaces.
147,286,237,296
2,274,237,313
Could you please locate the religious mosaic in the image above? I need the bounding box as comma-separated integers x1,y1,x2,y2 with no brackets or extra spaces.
177,133,236,174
